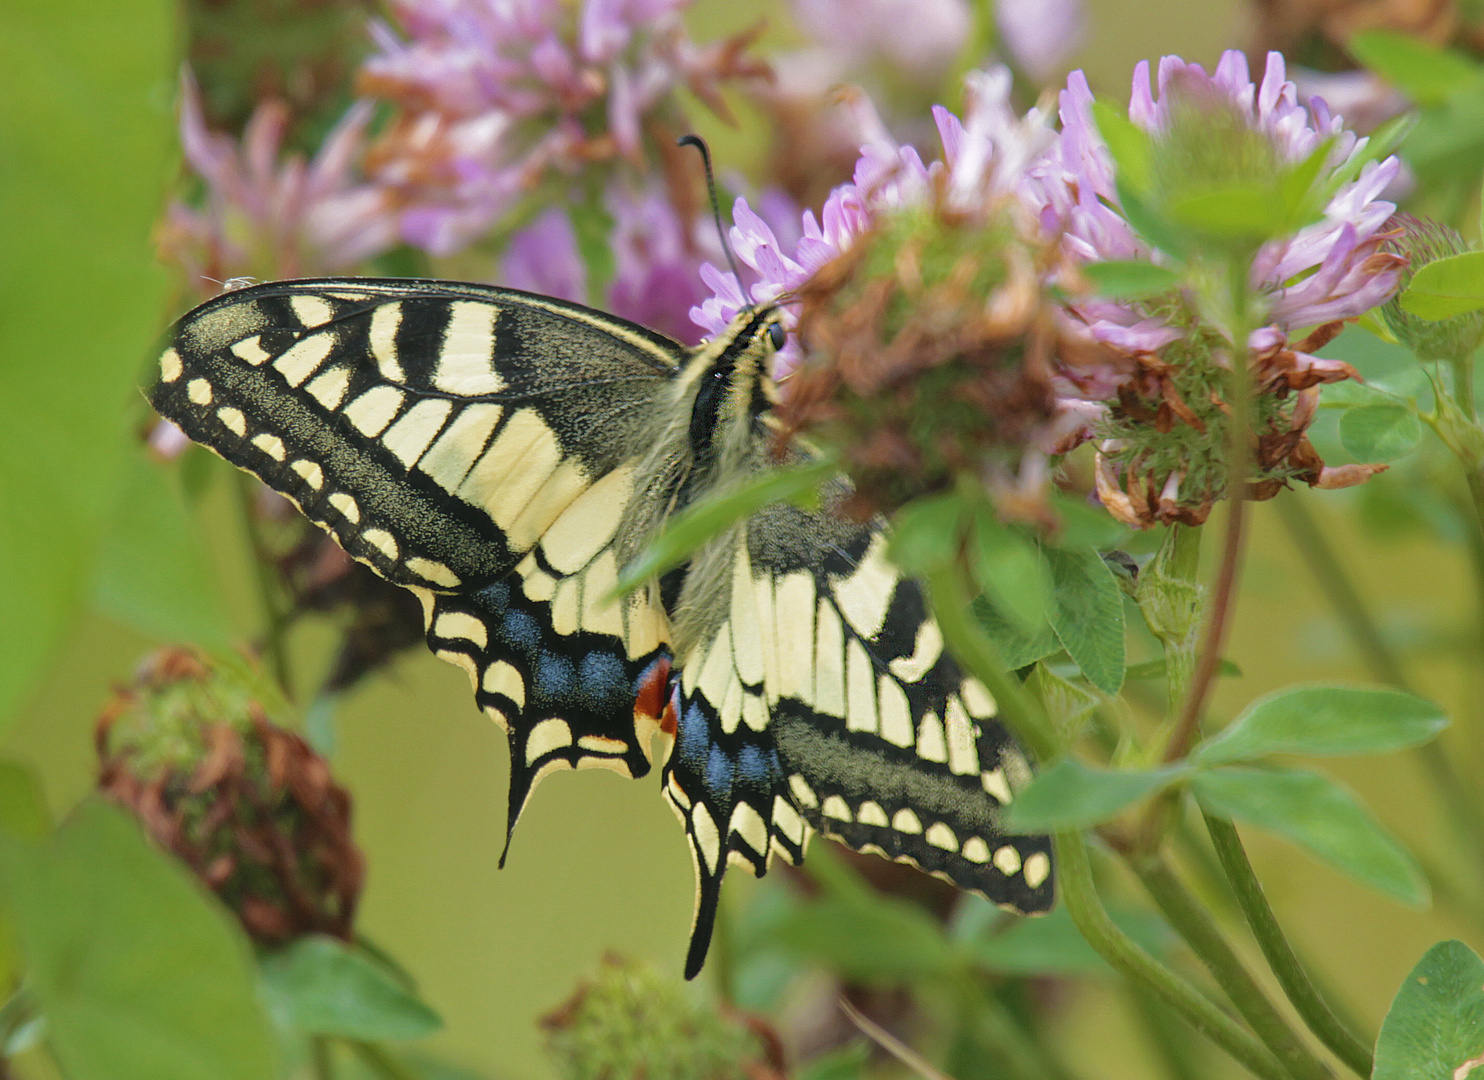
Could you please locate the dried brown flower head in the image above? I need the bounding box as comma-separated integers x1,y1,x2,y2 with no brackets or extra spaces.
97,647,363,945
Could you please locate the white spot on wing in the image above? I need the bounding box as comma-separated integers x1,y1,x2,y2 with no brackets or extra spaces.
821,795,852,822
845,638,877,734
328,492,360,524
892,808,923,834
812,598,846,719
252,433,286,461
291,295,335,328
857,801,888,827
962,837,991,864
159,348,183,382
773,574,816,704
370,302,404,381
231,336,271,365
382,398,454,469
541,466,632,575
434,610,488,648
362,527,399,562
834,534,896,640
187,379,213,405
1023,852,1051,888
291,460,324,489
305,366,352,410
916,711,947,763
526,717,573,764
773,797,805,846
945,696,979,776
926,822,957,850
274,332,336,387
691,803,720,873
877,674,914,748
419,403,503,491
994,845,1022,876
981,768,1012,804
405,556,458,587
889,619,943,683
433,301,503,394
788,774,818,809
963,678,996,719
728,802,768,854
482,659,525,709
344,386,405,437
216,407,246,436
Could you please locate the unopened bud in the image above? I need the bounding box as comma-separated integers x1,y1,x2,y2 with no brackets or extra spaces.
1380,212,1484,362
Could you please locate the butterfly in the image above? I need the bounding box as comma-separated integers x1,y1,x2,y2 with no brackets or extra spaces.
150,277,1054,976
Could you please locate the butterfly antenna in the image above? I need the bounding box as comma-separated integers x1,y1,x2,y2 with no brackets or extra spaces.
678,134,746,302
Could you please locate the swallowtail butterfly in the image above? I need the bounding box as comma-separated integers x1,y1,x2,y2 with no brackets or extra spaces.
151,278,1054,975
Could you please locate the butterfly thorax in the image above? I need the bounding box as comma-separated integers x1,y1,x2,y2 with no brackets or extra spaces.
618,305,787,658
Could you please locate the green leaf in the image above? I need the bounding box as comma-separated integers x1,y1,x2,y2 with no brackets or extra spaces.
1004,758,1186,831
797,1043,870,1080
1192,767,1429,907
0,760,49,841
259,935,442,1042
1044,547,1125,696
1195,685,1448,765
1338,403,1423,461
1114,178,1188,261
612,458,836,597
1025,662,1101,739
972,598,1060,670
0,0,174,727
1373,940,1484,1080
1126,657,1241,680
0,800,277,1080
965,901,1171,976
1168,184,1287,241
1348,30,1481,106
970,511,1050,632
888,493,965,575
1399,251,1484,320
1091,102,1154,193
92,456,231,647
1080,261,1179,300
1048,491,1132,550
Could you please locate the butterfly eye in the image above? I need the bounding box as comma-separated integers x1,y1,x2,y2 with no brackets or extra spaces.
767,322,786,351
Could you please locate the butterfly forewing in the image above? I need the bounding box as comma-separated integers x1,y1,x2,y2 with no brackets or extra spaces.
153,276,679,787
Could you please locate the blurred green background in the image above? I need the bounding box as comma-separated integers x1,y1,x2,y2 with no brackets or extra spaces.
4,0,1480,1076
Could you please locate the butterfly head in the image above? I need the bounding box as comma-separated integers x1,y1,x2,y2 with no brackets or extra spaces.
684,305,788,471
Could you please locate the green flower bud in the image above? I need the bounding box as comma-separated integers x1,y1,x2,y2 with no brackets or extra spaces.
1381,212,1484,362
541,956,771,1080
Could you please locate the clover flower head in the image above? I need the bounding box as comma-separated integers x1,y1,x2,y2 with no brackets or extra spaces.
1029,50,1406,525
160,69,395,296
359,0,768,256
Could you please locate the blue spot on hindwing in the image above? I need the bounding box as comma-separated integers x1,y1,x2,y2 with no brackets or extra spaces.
705,745,735,801
677,700,710,769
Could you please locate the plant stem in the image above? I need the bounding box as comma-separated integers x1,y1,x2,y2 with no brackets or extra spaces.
925,565,1060,762
233,471,295,696
1165,272,1255,765
349,1041,421,1080
1126,851,1332,1080
1054,831,1291,1080
1273,495,1409,689
1202,812,1374,1078
310,1036,336,1080
1131,987,1207,1080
